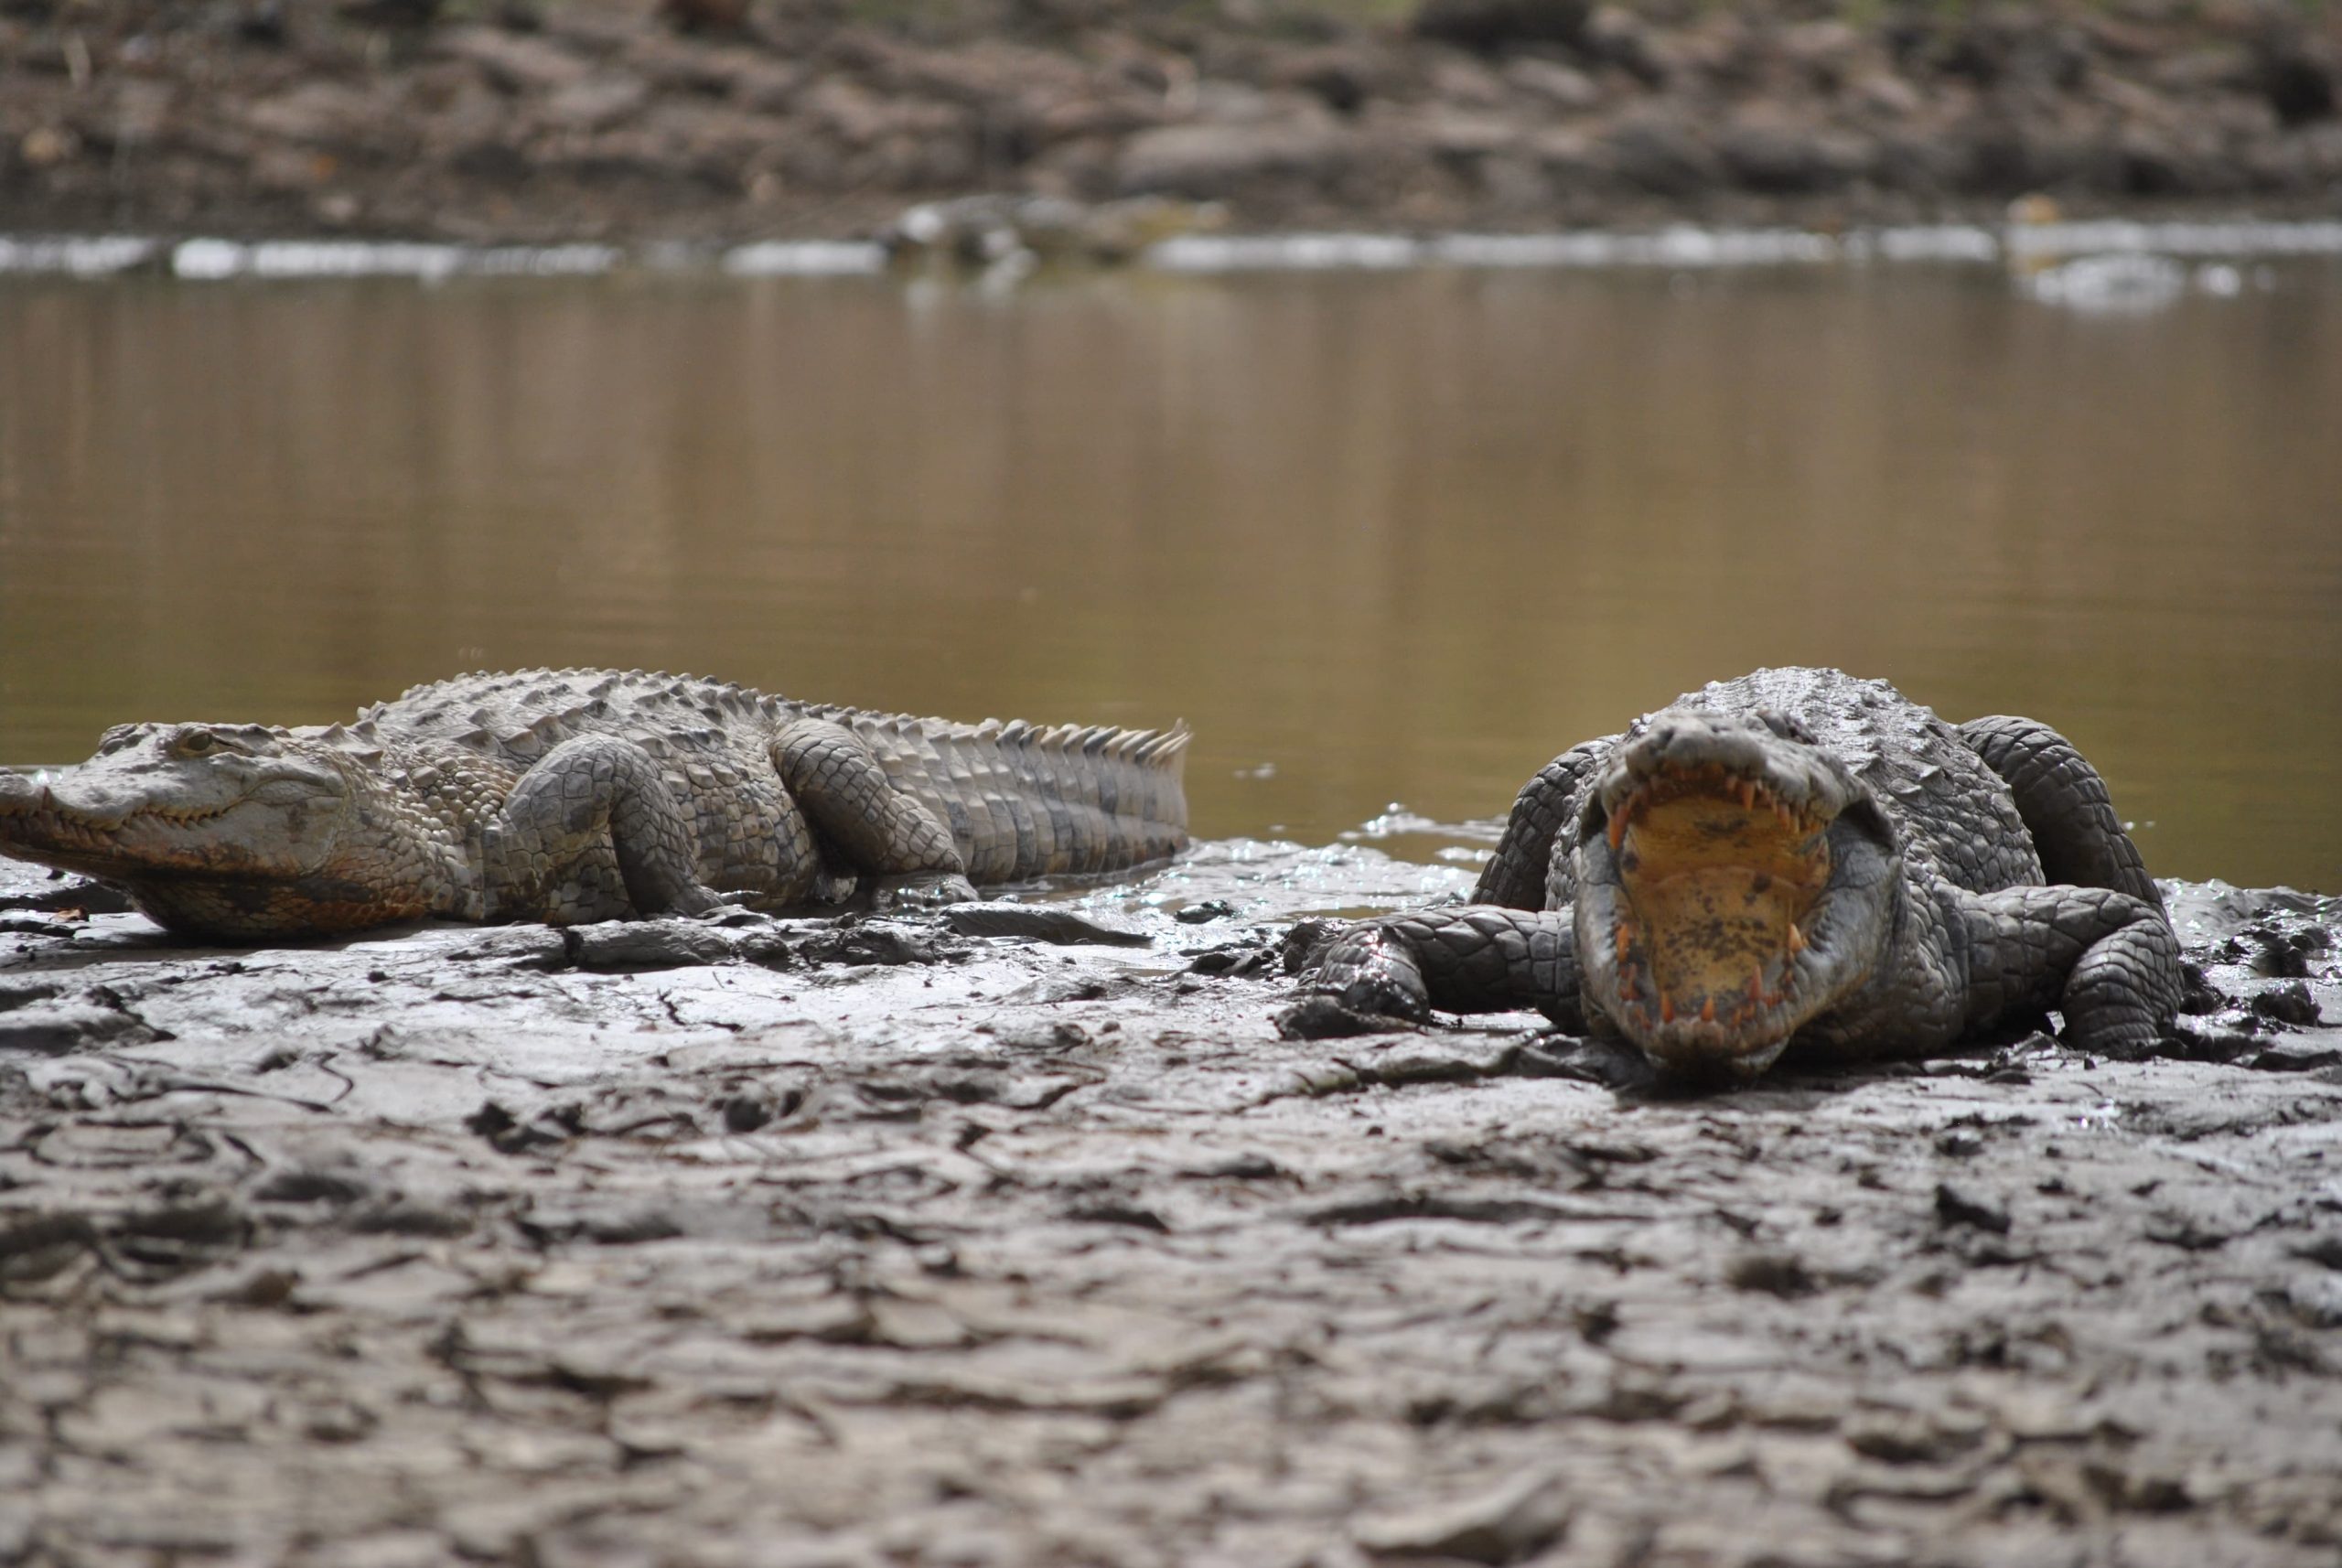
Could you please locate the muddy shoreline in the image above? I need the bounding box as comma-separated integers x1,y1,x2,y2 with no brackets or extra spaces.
4,0,2338,249
5,843,2339,1565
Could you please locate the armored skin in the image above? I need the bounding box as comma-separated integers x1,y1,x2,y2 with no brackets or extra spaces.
0,669,1189,942
1310,668,2181,1079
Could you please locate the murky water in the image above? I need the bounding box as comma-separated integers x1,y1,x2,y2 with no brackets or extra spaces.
4,258,2339,889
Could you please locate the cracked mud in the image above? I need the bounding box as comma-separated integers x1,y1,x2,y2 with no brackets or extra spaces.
3,841,2339,1566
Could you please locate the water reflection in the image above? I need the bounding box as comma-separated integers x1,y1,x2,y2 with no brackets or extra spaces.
2,265,2337,888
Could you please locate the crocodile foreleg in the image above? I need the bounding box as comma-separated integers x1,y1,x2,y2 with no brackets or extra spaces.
1471,739,1611,909
482,735,726,923
771,719,977,907
1316,908,1585,1027
1958,715,2163,908
1959,886,2182,1058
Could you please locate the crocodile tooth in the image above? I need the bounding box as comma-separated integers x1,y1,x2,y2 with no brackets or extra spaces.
1787,921,1806,953
1700,997,1716,1025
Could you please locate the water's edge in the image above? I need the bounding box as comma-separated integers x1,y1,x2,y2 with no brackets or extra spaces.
5,218,2341,286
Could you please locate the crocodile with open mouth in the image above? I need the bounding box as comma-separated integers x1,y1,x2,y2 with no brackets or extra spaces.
0,669,1188,942
1304,667,2181,1079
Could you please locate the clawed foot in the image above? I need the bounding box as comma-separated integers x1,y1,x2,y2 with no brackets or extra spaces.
1336,968,1432,1024
1312,923,1433,1024
661,881,729,918
869,873,980,911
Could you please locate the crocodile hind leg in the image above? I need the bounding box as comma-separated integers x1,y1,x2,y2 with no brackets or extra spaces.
1960,886,2182,1058
482,735,726,923
1958,715,2163,909
771,719,976,908
1472,740,1612,909
1313,908,1585,1028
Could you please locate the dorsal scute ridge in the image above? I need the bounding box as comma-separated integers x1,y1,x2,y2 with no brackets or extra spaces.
346,671,1187,779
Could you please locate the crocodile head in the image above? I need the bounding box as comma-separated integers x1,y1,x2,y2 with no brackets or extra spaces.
0,723,387,939
1572,706,1900,1079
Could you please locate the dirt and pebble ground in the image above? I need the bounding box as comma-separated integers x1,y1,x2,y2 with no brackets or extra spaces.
4,831,2340,1566
3,0,2340,246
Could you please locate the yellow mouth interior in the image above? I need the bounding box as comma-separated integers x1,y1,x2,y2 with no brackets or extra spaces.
1610,766,1832,1033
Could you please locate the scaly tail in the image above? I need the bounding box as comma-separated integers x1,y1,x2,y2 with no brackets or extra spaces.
788,706,1190,882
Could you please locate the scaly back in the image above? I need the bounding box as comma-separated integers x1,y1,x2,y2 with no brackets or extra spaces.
347,669,1189,881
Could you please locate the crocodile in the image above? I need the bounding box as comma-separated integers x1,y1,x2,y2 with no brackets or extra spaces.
1305,668,2182,1079
0,669,1189,942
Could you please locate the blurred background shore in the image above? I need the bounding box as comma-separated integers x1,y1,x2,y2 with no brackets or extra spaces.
3,0,2337,244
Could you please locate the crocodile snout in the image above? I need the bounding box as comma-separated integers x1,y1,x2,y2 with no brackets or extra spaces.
0,768,41,818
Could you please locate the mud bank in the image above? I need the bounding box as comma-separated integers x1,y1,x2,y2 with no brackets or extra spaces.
4,0,2339,247
4,840,2340,1566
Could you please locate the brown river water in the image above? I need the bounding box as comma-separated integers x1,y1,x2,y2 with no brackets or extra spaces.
3,258,2338,890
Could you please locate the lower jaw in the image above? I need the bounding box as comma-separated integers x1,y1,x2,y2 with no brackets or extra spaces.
4,806,243,875
1601,976,1813,1076
0,832,124,879
1624,1025,1798,1079
1598,919,1821,1075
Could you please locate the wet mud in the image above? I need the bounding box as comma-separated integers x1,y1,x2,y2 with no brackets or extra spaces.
4,842,2340,1566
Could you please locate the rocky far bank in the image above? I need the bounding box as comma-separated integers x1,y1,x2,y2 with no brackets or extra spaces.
2,0,2338,249
4,839,2341,1564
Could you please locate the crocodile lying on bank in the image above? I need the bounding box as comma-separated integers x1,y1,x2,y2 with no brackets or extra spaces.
1305,668,2181,1079
0,669,1189,942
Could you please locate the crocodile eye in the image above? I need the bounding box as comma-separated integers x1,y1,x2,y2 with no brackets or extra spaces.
173,727,232,758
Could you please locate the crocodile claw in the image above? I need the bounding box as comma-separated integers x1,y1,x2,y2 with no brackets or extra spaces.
869,872,981,911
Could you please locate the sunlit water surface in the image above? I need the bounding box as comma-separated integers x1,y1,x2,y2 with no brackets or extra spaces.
4,262,2337,889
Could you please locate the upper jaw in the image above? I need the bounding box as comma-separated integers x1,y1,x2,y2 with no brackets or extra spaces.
1587,710,1862,841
